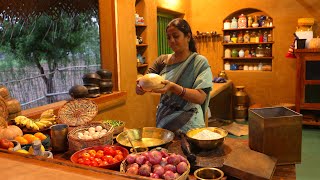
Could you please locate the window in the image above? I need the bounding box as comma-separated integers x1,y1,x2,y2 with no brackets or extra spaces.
157,13,174,56
0,0,116,110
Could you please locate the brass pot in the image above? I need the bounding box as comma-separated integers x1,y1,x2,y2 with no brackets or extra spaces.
234,86,248,106
194,167,224,180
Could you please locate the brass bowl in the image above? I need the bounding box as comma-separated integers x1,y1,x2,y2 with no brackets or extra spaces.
116,127,174,148
186,127,228,150
194,167,224,180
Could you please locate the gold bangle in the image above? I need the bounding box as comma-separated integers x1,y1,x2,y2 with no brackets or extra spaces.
179,87,186,97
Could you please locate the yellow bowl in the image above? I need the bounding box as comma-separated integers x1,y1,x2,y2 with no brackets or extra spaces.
186,127,228,150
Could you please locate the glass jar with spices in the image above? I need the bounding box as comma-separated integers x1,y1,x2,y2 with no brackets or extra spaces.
248,16,253,27
265,44,272,57
244,31,250,43
225,48,231,58
250,31,256,43
238,14,247,28
224,19,231,29
231,32,238,43
238,31,244,43
256,44,264,57
263,31,268,42
268,32,273,42
231,17,238,29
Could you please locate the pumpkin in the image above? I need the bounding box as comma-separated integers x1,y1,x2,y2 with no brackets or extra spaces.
309,37,320,49
0,116,23,140
138,73,165,91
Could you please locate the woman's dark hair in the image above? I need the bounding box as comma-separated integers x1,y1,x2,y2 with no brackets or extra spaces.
166,18,197,52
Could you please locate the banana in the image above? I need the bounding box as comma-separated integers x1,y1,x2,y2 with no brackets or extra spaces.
26,119,35,129
33,123,40,131
40,117,56,122
35,121,47,130
20,117,30,126
39,120,53,127
15,116,28,125
40,109,55,119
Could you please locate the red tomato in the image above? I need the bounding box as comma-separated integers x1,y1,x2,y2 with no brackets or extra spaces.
97,150,104,154
108,148,116,157
90,161,99,166
115,150,123,156
114,154,124,161
89,156,95,161
88,149,96,157
95,151,104,158
99,160,109,166
94,157,102,164
77,157,85,164
81,152,90,159
83,159,91,165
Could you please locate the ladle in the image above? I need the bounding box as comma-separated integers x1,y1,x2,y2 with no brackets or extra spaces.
126,132,137,154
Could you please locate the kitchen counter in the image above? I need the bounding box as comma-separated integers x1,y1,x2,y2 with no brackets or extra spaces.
0,137,295,180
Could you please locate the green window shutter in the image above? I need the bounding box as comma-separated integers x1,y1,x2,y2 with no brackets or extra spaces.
157,13,174,56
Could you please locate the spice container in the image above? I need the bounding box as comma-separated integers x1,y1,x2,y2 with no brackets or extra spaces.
231,17,238,29
224,62,231,70
225,48,231,58
238,14,247,28
224,19,231,29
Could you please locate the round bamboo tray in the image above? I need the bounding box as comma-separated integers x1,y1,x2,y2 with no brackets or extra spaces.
58,98,98,126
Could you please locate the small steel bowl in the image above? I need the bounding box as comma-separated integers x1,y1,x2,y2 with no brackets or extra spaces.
186,127,228,150
194,167,224,180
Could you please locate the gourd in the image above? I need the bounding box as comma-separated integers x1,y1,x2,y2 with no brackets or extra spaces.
138,73,165,91
0,116,23,140
309,37,320,49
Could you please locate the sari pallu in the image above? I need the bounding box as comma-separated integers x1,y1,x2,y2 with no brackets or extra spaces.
156,52,213,133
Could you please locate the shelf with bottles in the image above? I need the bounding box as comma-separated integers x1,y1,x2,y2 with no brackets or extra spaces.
223,57,274,60
224,61,272,72
222,26,274,31
222,41,274,46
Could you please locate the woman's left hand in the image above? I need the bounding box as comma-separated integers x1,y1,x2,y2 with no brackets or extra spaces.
151,80,173,94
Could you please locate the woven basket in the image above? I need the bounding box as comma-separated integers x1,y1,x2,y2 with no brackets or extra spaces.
58,98,98,126
67,122,114,152
120,152,190,180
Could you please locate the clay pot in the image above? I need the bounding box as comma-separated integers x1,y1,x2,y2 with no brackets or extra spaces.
100,80,113,94
82,73,101,85
96,69,112,79
69,85,89,99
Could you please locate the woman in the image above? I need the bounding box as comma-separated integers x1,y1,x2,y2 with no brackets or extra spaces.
136,18,213,133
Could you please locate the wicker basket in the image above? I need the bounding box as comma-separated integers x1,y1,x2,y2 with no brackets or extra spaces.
67,122,114,152
120,152,190,180
58,98,98,126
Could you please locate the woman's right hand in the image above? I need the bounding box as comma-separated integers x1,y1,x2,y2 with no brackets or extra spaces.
136,78,145,95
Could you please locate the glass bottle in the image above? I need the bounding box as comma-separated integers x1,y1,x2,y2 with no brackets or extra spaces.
231,17,238,29
250,47,256,57
225,48,231,58
268,32,273,42
231,32,238,43
248,16,253,27
244,30,250,43
263,31,268,42
256,44,264,57
258,30,263,42
238,31,244,43
224,62,231,70
250,31,256,43
238,14,247,28
265,44,272,57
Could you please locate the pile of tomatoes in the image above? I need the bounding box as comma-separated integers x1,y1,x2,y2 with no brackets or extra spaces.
74,146,125,167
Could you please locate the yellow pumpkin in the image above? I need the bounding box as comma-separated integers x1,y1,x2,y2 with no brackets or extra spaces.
309,37,320,49
0,116,23,140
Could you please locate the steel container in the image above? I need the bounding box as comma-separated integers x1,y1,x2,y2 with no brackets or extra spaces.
249,106,302,164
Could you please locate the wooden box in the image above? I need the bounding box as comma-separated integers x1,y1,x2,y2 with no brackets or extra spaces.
249,106,302,164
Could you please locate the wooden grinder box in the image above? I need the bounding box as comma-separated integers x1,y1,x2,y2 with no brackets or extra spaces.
248,106,302,164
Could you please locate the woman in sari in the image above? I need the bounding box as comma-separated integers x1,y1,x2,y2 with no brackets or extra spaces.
136,18,213,133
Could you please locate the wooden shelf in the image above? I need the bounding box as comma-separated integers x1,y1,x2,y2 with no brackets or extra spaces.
225,70,272,73
223,57,274,60
222,26,275,31
136,44,148,47
137,63,148,68
135,24,147,27
222,42,274,45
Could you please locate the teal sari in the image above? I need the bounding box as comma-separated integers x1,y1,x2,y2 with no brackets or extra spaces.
156,52,213,133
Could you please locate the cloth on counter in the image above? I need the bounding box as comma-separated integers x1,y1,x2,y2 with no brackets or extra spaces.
213,77,227,83
221,122,248,136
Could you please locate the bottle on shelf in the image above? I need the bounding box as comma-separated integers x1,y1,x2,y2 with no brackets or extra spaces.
252,16,259,27
224,19,231,29
225,48,231,58
248,16,253,27
268,32,273,42
231,32,238,43
238,14,247,28
239,49,245,57
224,62,231,70
263,31,268,42
250,31,256,43
238,31,244,43
256,44,264,57
232,49,239,57
258,30,263,43
224,32,231,43
231,17,238,29
244,31,250,43
265,44,272,57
